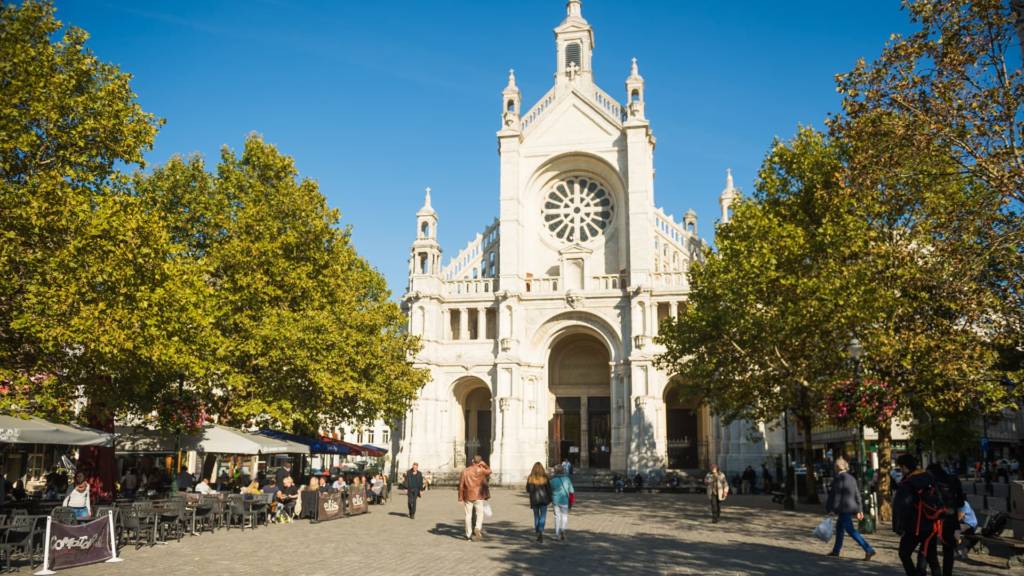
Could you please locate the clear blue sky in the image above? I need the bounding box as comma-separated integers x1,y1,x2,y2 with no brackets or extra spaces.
54,0,912,297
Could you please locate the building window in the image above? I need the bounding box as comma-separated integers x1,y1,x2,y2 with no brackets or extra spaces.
383,430,390,444
357,429,364,443
542,176,613,243
367,429,375,444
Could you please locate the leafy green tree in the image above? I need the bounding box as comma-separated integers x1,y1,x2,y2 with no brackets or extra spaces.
0,0,164,416
836,0,1023,380
657,128,862,503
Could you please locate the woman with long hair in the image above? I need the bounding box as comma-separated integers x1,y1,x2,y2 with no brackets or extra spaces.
526,462,552,542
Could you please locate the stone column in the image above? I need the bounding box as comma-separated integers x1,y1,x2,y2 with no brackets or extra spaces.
580,396,589,468
477,306,486,340
670,301,678,319
441,309,450,340
459,307,468,341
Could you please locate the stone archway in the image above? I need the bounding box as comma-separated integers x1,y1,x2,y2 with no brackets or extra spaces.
452,377,492,467
547,331,612,470
664,379,709,470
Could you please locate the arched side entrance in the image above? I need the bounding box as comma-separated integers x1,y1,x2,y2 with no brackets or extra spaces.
547,331,611,469
664,380,709,470
453,377,492,467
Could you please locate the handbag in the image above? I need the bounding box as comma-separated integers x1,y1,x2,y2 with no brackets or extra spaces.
482,500,493,518
813,515,834,542
569,492,576,507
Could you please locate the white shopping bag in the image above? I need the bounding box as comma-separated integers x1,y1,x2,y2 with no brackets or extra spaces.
813,516,834,542
482,501,493,518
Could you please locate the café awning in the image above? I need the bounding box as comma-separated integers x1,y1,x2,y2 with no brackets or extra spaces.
0,415,114,447
255,429,352,455
115,424,308,455
360,443,388,457
185,425,308,455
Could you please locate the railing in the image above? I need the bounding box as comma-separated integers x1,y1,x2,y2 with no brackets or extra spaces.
521,88,557,131
593,87,627,123
445,278,495,295
592,274,625,291
651,272,688,290
524,276,559,293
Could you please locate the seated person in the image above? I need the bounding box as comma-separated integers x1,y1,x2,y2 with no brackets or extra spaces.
275,477,299,522
317,476,330,493
194,477,216,494
241,480,261,495
331,475,346,493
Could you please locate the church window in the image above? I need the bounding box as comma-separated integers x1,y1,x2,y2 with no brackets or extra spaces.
420,221,430,237
542,176,614,243
507,99,515,113
472,267,479,279
565,42,581,69
419,253,429,274
631,89,640,103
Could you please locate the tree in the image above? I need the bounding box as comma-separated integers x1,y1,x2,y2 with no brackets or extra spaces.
836,0,1023,379
0,0,164,416
134,137,428,432
657,128,863,503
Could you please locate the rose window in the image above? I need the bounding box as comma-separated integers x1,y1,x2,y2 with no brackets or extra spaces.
542,176,614,243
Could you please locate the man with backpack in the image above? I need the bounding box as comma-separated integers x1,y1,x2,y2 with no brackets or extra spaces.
892,454,942,576
921,462,965,576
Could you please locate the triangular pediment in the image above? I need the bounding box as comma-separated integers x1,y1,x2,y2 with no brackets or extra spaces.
525,89,622,146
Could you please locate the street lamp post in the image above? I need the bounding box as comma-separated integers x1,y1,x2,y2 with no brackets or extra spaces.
847,337,875,533
783,408,795,510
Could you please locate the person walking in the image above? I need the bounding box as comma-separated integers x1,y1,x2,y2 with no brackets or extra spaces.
921,462,965,576
893,454,941,576
705,464,728,523
825,458,876,560
63,473,92,520
526,462,552,542
406,462,424,519
550,464,575,540
458,455,491,541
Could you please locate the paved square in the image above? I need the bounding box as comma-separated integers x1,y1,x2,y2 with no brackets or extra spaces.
62,489,1007,576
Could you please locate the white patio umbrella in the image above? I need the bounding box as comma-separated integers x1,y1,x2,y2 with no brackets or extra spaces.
0,415,114,447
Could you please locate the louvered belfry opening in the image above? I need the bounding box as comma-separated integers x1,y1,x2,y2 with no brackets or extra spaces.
565,42,581,69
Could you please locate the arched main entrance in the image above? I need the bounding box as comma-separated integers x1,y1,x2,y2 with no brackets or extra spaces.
664,380,708,470
453,378,492,467
547,332,611,469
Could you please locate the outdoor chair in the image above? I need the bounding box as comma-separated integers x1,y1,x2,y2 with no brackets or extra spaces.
121,503,157,549
248,495,269,527
0,514,42,572
225,495,256,531
156,498,187,542
193,496,217,534
49,506,78,525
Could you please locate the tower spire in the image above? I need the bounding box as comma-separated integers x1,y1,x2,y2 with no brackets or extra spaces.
720,168,740,223
567,0,582,18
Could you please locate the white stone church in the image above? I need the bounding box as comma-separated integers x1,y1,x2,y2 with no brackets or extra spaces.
397,1,769,484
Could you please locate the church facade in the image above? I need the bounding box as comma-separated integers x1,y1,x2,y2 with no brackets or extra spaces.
397,1,767,484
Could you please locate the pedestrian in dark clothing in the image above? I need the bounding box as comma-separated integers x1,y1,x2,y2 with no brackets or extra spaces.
893,454,941,576
526,462,552,542
825,458,875,560
406,463,424,519
761,465,773,493
275,461,293,487
919,463,964,576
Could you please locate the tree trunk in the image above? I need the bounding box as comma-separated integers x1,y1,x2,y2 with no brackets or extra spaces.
877,423,893,523
800,415,820,504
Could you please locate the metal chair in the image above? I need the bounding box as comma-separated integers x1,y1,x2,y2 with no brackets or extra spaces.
121,503,157,549
225,495,255,530
49,506,78,525
0,514,42,571
156,498,187,542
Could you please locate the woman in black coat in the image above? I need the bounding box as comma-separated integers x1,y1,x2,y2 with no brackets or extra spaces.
526,462,552,542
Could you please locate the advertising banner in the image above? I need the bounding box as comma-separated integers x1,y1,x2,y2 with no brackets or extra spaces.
36,512,122,575
315,491,346,523
347,486,369,515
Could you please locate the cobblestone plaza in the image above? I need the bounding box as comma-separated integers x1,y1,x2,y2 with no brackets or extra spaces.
62,489,1006,576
